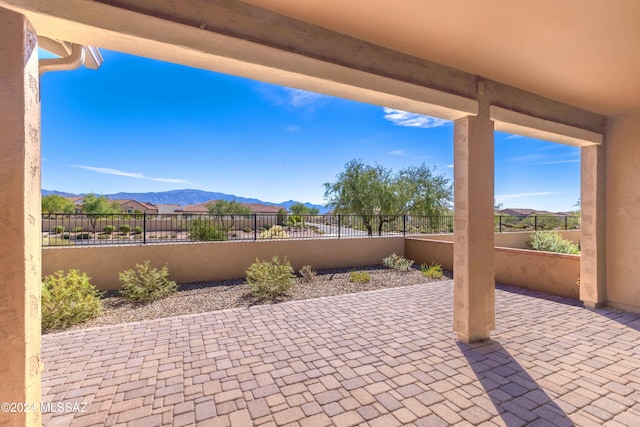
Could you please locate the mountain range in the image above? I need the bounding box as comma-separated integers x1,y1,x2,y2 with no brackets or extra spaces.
42,189,329,213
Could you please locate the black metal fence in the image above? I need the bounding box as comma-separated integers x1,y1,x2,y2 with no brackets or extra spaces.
41,213,580,247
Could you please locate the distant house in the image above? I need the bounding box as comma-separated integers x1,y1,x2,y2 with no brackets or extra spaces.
156,204,183,215
64,196,158,214
182,200,284,215
111,199,158,214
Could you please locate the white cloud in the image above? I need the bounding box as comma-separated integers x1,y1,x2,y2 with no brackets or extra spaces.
535,159,580,165
284,88,328,108
388,150,406,156
445,164,454,168
504,134,524,140
72,165,189,184
496,191,559,200
285,125,301,132
383,108,448,128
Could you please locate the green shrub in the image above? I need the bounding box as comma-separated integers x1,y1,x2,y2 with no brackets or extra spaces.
349,271,371,283
119,261,177,303
72,226,83,232
103,225,115,235
259,225,289,239
421,263,443,279
528,231,580,254
133,226,143,234
299,265,316,282
383,253,414,272
189,219,228,241
42,269,103,331
119,224,131,234
76,233,91,240
62,233,71,240
246,256,295,298
52,225,64,234
42,236,73,246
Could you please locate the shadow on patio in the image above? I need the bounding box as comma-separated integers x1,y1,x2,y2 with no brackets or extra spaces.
41,281,640,426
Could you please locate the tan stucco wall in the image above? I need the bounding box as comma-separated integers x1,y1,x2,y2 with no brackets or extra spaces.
414,230,580,249
605,111,640,312
495,248,580,299
405,238,580,299
42,237,404,290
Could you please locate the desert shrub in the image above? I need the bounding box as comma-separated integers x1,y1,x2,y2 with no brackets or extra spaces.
76,233,91,240
259,225,290,239
246,256,295,298
42,236,73,246
133,226,143,234
42,269,103,331
383,253,414,272
103,225,115,235
72,226,83,232
243,228,252,233
421,263,444,279
62,233,71,240
528,231,580,254
189,219,228,241
119,261,177,303
119,224,131,234
349,271,371,283
52,225,64,234
299,265,316,282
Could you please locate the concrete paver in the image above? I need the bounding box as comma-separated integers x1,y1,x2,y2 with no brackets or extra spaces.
40,282,640,426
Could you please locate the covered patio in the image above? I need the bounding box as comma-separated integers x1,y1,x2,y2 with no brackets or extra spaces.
1,1,639,425
42,282,640,426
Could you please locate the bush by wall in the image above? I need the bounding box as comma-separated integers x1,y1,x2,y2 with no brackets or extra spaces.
528,231,580,254
119,261,177,303
246,256,295,298
383,253,414,271
42,269,103,331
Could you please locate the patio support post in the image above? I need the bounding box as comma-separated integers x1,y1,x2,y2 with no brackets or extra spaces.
453,114,495,343
0,7,42,426
580,144,606,307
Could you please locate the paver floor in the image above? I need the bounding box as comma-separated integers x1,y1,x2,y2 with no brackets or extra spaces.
41,281,640,426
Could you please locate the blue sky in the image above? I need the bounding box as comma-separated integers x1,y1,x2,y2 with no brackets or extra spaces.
40,49,580,212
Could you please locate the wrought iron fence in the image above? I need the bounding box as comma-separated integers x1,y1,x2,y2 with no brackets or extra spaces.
41,213,580,246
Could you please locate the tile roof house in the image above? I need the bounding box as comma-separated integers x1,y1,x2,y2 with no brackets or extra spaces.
182,200,284,214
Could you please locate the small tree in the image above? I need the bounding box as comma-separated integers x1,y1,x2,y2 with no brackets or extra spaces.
82,194,122,233
42,194,74,215
206,199,251,230
324,159,452,235
288,203,319,229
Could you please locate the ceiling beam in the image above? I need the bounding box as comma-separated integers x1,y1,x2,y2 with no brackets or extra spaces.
0,0,606,143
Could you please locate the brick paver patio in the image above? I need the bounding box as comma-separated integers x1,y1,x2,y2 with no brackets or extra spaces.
41,281,640,426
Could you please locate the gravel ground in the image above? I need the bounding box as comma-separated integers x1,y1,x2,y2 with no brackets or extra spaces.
50,266,452,334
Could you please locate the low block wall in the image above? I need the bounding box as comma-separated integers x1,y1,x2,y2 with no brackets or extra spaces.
405,238,580,299
414,230,581,249
42,237,404,290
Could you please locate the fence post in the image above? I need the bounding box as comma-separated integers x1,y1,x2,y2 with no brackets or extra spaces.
565,215,568,230
254,214,258,241
143,212,147,244
403,214,406,236
499,215,502,233
338,214,341,239
534,215,538,231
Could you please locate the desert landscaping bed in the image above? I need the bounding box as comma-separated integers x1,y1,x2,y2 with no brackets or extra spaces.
49,266,452,334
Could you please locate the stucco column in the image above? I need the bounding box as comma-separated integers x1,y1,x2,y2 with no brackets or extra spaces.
580,144,606,307
0,7,42,426
453,115,495,343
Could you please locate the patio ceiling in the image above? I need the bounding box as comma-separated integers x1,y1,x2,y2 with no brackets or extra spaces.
245,0,640,117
